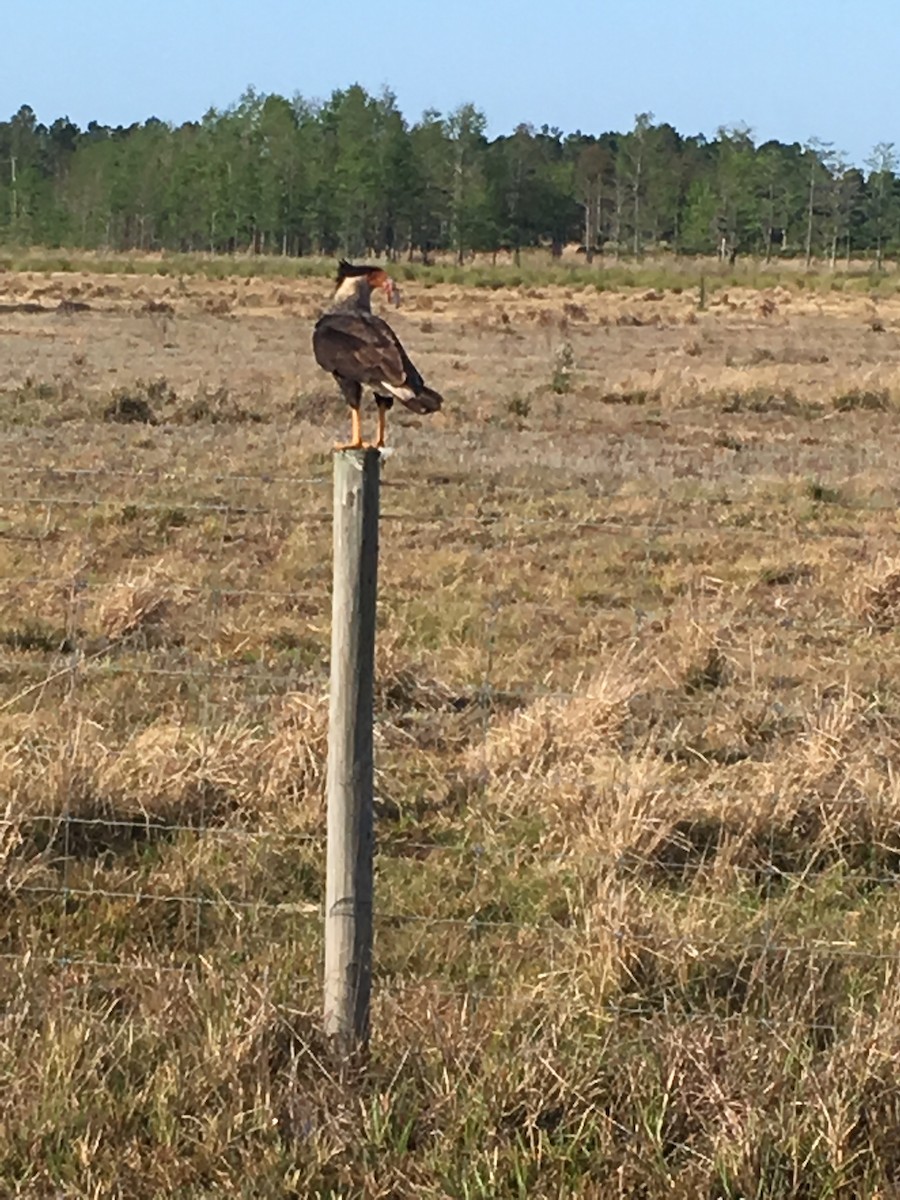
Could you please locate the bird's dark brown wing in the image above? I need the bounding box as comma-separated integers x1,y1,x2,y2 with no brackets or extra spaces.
313,311,423,391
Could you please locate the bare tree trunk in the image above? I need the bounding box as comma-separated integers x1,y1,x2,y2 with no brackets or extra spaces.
632,165,641,258
597,178,604,253
583,201,594,263
9,155,17,226
764,185,774,263
613,178,624,259
805,162,815,268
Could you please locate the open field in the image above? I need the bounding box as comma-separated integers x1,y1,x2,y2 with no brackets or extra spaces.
5,260,900,1195
7,244,900,295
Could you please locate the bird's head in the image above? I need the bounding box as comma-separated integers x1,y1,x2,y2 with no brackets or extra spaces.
335,259,401,307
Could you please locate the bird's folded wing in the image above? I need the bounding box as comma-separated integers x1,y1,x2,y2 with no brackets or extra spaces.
313,313,414,387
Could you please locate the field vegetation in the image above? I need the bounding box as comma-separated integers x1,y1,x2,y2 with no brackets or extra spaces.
3,255,900,1195
7,244,900,296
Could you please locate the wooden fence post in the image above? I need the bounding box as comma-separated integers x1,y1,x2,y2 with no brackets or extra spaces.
324,448,380,1052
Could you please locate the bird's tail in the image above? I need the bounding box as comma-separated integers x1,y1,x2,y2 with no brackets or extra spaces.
403,385,443,414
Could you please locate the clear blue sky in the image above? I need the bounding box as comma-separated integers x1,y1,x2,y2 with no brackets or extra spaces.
4,0,895,164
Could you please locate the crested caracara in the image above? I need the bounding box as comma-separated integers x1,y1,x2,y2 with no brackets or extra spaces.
313,260,443,450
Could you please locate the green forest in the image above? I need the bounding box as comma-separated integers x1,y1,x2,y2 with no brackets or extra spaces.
2,84,898,265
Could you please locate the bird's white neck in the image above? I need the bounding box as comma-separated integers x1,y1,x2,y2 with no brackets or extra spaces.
330,275,372,312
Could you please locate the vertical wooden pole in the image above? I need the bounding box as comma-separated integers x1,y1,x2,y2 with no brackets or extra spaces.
324,448,380,1052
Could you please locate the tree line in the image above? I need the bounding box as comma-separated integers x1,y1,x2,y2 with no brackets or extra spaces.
2,86,899,265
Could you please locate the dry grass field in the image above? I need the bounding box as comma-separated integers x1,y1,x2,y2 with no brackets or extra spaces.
6,257,900,1196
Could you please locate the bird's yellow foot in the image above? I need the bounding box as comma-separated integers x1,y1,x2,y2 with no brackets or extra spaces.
366,407,388,451
334,409,364,451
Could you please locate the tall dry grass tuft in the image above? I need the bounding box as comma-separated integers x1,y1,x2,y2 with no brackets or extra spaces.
92,567,176,642
854,555,900,631
472,659,635,781
1,690,328,836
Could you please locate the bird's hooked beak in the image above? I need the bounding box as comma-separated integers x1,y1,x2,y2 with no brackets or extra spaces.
384,278,401,308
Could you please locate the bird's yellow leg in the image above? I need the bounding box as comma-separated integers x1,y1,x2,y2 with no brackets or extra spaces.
365,405,387,450
334,407,364,451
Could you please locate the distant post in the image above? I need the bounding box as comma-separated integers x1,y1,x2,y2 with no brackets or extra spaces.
324,448,380,1053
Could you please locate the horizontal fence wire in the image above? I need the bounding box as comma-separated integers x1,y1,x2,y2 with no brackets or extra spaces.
0,656,882,694
5,814,326,842
4,816,900,860
0,451,882,487
0,577,329,601
2,928,900,977
0,466,333,488
0,490,894,541
0,658,320,687
12,882,320,914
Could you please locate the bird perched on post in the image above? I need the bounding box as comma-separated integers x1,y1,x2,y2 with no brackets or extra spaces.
313,260,443,451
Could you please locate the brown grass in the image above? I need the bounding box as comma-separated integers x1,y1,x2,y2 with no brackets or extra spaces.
4,260,900,1194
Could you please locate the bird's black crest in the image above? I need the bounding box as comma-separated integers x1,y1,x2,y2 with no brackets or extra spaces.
336,259,377,281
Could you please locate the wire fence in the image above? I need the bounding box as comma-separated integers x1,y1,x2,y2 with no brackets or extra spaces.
0,461,898,1037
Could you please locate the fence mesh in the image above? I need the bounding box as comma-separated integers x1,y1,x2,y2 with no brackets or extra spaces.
0,456,897,999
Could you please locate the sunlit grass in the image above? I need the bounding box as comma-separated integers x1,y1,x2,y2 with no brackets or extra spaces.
2,264,900,1192
3,242,900,295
